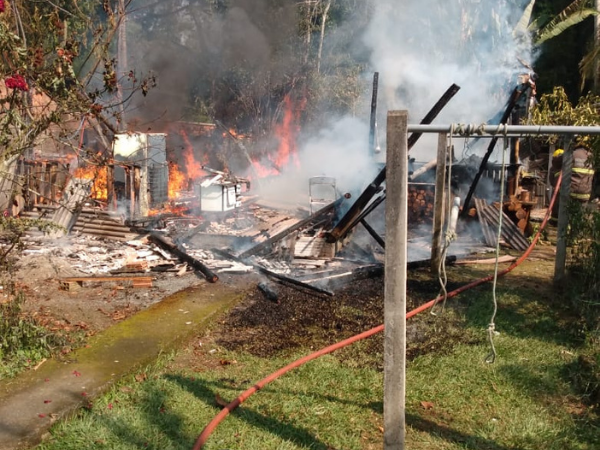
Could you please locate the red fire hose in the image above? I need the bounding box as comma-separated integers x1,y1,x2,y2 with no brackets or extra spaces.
192,174,562,450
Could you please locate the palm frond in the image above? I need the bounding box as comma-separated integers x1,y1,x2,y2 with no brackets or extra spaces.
579,45,600,90
535,0,597,46
514,0,536,37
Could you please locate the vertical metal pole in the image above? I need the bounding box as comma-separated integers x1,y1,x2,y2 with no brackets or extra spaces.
384,111,408,450
431,133,448,273
554,147,573,282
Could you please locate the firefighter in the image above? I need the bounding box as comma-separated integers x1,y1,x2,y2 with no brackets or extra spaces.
549,145,595,224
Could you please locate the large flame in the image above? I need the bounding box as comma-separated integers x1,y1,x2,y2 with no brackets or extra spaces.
252,94,302,177
180,129,207,180
73,165,108,201
168,161,188,199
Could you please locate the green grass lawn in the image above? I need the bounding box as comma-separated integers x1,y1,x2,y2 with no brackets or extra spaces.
35,261,600,450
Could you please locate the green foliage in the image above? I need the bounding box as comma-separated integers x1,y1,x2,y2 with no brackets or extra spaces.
35,271,600,449
0,215,71,379
530,86,600,159
530,86,600,376
0,0,156,162
0,290,81,380
531,0,597,46
565,201,600,323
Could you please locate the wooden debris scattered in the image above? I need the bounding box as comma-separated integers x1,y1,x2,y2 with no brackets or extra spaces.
110,261,149,274
455,255,517,265
237,200,339,259
59,276,154,290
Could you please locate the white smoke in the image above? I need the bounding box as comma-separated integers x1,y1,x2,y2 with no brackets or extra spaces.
362,0,534,161
254,116,377,205
259,0,535,206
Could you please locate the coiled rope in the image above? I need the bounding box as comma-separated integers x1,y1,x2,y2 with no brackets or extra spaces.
432,126,456,315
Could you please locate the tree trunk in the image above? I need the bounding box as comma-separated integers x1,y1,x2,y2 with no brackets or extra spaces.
117,0,128,130
316,0,332,74
595,0,600,92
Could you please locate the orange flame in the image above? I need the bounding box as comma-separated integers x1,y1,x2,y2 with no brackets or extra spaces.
73,165,108,201
273,95,301,169
251,95,302,178
180,129,206,180
168,162,188,199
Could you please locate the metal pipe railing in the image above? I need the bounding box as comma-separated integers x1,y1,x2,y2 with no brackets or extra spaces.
407,124,600,136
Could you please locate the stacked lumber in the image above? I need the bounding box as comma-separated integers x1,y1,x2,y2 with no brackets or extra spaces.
407,184,435,225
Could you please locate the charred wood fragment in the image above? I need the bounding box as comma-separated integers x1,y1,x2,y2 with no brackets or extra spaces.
148,232,219,282
360,218,385,249
258,282,280,304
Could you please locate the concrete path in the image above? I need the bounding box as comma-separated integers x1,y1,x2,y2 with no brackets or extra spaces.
0,282,244,450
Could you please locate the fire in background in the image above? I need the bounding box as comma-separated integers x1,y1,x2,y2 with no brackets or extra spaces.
74,165,108,201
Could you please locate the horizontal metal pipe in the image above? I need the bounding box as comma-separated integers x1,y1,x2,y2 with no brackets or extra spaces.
407,124,600,135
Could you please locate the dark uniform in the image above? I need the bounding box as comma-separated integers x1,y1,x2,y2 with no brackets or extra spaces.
550,146,595,222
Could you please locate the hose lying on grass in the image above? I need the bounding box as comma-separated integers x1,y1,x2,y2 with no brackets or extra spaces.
192,174,562,450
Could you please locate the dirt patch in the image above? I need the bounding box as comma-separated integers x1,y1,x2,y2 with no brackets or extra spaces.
6,243,238,336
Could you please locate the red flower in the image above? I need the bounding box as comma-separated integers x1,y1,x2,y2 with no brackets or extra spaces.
5,74,29,92
0,1,5,13
72,370,81,377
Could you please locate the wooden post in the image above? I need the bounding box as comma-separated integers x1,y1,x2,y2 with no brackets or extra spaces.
134,166,142,215
546,144,555,205
128,167,135,219
384,110,408,450
431,133,448,273
554,146,572,282
107,165,115,211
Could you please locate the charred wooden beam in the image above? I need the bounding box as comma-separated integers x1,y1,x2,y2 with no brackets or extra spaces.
257,265,334,297
148,232,219,282
360,218,385,249
459,82,530,218
325,83,461,243
299,256,457,288
59,276,153,289
369,72,379,157
342,192,386,240
211,248,334,297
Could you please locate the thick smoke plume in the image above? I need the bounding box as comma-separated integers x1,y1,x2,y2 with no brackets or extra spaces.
261,0,534,204
125,1,534,205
